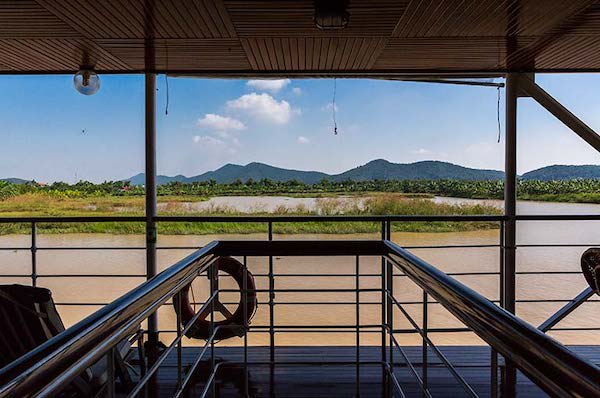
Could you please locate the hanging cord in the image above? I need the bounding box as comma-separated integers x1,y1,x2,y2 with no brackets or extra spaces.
332,78,338,135
496,85,501,143
165,44,170,115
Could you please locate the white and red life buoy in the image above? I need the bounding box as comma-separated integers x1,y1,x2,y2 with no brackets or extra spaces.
173,256,257,340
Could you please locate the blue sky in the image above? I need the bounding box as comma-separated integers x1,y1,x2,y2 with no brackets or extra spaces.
1,74,599,183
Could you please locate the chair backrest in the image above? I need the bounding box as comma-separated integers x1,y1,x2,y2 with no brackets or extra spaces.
0,284,66,369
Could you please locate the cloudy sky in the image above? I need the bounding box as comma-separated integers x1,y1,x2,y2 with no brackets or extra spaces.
0,74,599,182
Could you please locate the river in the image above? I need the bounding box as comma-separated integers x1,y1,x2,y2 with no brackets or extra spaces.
0,197,598,346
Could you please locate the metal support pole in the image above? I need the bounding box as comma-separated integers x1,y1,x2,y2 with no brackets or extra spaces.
503,73,518,397
145,72,159,374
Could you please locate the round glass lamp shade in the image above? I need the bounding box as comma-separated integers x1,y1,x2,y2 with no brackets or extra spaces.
73,69,100,95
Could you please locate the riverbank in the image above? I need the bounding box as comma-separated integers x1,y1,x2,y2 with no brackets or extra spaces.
0,193,500,235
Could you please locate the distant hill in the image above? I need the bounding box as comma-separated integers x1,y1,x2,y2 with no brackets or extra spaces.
0,178,30,184
332,160,504,182
124,160,505,185
521,165,600,180
189,162,330,184
127,173,189,186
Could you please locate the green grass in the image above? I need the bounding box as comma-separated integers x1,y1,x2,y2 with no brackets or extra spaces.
0,192,501,235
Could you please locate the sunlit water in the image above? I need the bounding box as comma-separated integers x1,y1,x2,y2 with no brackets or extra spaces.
1,198,598,347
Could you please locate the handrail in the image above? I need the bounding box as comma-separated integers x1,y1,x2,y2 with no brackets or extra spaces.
0,241,219,398
385,240,600,398
0,214,507,223
2,213,600,224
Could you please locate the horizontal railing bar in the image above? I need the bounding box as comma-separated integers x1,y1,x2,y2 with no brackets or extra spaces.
517,244,600,247
55,299,600,307
549,327,600,331
34,247,146,251
156,215,506,223
34,274,146,278
393,327,472,334
515,214,600,221
516,271,586,275
0,215,506,223
215,240,387,257
4,243,598,251
157,329,385,334
0,214,597,224
218,288,383,293
405,244,500,249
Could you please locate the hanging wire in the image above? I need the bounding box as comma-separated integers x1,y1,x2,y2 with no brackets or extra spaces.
165,44,170,115
332,78,338,135
497,85,501,143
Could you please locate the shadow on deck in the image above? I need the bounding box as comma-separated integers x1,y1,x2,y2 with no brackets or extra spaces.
148,345,600,397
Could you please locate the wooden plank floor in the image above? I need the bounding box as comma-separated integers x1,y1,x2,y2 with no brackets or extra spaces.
145,346,600,397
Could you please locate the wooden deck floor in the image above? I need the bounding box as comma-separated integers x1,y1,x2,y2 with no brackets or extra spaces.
147,345,600,397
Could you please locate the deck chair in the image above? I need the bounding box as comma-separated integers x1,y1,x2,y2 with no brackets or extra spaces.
0,284,135,397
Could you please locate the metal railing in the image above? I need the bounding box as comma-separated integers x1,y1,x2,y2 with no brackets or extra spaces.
1,237,599,397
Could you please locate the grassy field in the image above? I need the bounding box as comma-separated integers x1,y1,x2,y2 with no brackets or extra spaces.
0,193,501,235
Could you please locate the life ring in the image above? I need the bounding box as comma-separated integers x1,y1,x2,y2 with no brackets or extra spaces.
582,248,600,295
173,256,257,340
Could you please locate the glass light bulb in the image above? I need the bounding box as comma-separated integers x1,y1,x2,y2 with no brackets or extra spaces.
74,69,100,95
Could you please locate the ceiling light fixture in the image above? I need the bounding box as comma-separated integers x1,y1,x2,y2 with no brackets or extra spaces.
314,0,350,30
73,68,100,95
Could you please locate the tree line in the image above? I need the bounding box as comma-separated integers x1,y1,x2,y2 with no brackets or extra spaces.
2,178,600,201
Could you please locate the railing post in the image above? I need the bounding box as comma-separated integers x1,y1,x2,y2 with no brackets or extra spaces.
268,222,275,363
422,291,428,397
356,255,361,397
243,256,249,396
503,73,518,397
492,221,504,398
210,262,216,398
381,221,387,396
267,221,275,398
30,222,37,287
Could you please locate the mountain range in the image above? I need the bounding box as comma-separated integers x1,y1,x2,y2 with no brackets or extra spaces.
127,159,504,185
5,161,600,185
520,164,600,180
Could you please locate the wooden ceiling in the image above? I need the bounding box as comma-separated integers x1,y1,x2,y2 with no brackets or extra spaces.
2,0,600,75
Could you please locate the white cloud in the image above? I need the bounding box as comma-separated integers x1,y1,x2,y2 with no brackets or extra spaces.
246,79,291,93
192,135,225,146
322,102,339,112
411,148,433,155
297,136,310,144
196,114,245,133
227,93,295,124
292,87,302,95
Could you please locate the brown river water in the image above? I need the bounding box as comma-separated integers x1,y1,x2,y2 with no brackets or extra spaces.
0,198,599,347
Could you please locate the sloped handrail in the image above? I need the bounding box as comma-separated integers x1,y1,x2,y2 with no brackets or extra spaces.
385,240,600,398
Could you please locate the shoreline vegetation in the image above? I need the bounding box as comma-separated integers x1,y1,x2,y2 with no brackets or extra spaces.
0,178,598,235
